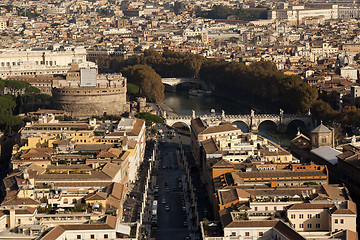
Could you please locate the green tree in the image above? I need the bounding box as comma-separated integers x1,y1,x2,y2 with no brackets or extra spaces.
136,112,164,126
311,100,338,122
122,65,165,103
25,86,41,94
4,80,29,95
127,83,140,94
340,106,360,127
0,95,16,115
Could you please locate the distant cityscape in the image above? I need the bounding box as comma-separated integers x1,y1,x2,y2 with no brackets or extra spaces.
1,0,360,240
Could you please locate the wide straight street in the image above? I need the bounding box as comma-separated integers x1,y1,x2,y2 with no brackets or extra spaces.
151,127,193,240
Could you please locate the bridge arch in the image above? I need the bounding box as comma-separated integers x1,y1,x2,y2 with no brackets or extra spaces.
171,121,190,130
232,120,249,133
257,120,279,132
285,119,308,134
163,83,175,92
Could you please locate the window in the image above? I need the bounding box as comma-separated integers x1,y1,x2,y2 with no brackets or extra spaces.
259,232,263,236
291,214,295,219
274,206,277,211
245,232,250,236
316,223,321,228
307,223,312,229
77,235,81,239
316,214,320,218
335,219,338,224
18,219,21,224
321,136,327,143
104,234,108,239
340,219,344,224
307,214,312,219
299,224,304,228
299,214,304,219
231,232,236,236
91,235,95,239
254,207,258,211
265,207,268,211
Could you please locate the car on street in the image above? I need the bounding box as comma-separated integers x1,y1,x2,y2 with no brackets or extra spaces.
162,199,166,204
165,205,170,211
166,187,170,192
183,221,188,226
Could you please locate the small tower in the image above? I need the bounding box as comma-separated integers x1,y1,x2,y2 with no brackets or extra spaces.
310,122,334,149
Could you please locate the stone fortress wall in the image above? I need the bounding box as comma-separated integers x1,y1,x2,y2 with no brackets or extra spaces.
52,85,127,117
52,72,127,118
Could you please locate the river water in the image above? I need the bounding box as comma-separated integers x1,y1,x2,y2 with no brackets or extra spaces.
163,91,304,147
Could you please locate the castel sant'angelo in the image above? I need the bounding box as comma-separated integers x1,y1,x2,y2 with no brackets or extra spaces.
51,66,127,117
0,45,128,117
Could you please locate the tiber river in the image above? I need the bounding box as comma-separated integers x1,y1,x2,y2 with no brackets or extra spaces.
163,90,308,148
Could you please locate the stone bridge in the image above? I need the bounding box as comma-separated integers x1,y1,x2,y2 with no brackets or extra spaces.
163,110,313,132
162,78,199,86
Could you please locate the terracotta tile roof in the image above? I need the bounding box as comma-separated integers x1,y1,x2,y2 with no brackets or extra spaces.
51,182,110,188
108,148,123,157
236,188,251,198
347,200,357,213
108,182,124,200
41,225,66,240
47,164,92,170
101,162,121,179
74,144,114,152
106,195,120,209
15,207,36,215
41,216,117,240
259,149,291,157
128,139,137,149
191,118,206,135
331,209,356,215
20,148,55,159
1,197,40,206
97,150,118,159
273,220,306,240
321,184,349,201
212,159,234,169
219,189,238,205
346,230,358,240
201,124,240,135
28,164,46,174
85,192,107,201
202,138,221,154
232,169,327,180
35,170,111,181
225,219,279,228
130,118,145,136
287,203,334,210
105,215,117,228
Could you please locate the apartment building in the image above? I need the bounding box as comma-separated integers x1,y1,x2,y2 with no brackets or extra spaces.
287,201,356,233
41,215,134,240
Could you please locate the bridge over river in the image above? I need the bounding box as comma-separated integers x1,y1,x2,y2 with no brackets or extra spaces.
163,109,313,132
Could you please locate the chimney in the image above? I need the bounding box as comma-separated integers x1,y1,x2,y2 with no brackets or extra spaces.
9,207,16,229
